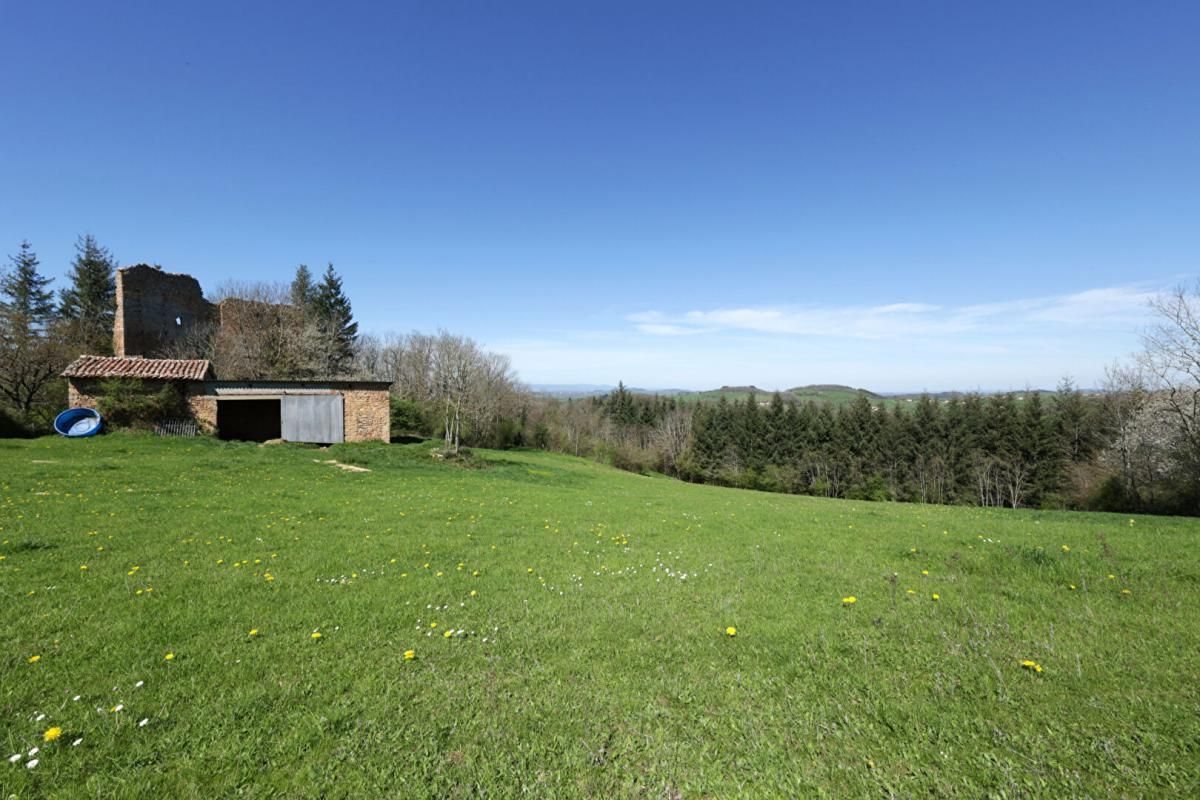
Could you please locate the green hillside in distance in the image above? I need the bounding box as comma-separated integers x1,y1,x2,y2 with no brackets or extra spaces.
678,384,888,408
669,384,1062,411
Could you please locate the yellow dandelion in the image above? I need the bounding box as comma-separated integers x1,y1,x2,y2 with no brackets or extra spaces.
920,569,929,576
404,649,415,660
248,628,259,637
469,590,478,597
43,727,62,743
725,626,737,637
1068,584,1076,591
1020,659,1043,673
472,570,480,577
1107,574,1116,580
163,652,174,661
79,564,88,571
527,567,534,574
842,596,857,605
310,631,322,640
443,630,453,638
1061,545,1071,553
435,571,444,577
28,655,41,663
430,622,437,628
906,588,916,595
931,593,940,601
1121,588,1132,596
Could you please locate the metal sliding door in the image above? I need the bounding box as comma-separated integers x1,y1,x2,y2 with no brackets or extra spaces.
281,395,344,443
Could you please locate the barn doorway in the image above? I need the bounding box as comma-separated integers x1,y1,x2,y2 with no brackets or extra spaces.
216,398,281,442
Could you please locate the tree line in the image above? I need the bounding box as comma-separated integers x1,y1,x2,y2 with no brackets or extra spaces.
518,283,1200,516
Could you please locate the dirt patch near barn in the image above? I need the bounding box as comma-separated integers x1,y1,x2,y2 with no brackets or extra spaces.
313,459,371,473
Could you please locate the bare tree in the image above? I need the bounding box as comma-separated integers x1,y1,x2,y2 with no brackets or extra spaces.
652,407,693,476
1141,283,1200,485
164,280,336,380
1100,362,1174,507
0,328,66,421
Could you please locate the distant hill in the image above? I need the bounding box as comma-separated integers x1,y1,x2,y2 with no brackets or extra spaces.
790,383,882,398
527,384,613,397
528,384,697,398
715,385,768,394
531,383,1071,409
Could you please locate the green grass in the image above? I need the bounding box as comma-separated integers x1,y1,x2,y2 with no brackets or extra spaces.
1,435,1197,798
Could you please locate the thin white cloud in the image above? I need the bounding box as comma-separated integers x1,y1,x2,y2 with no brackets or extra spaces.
634,323,710,336
494,282,1172,392
630,284,1156,340
869,302,941,314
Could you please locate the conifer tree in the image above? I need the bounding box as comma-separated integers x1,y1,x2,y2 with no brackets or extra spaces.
58,234,117,354
1,240,65,422
1,241,55,334
312,262,358,374
290,264,315,310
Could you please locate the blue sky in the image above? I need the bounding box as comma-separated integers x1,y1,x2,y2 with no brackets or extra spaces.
2,1,1196,391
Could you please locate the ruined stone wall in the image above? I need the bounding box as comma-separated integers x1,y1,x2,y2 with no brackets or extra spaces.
114,265,215,357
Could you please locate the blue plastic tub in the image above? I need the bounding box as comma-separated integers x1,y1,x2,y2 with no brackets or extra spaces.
54,407,103,437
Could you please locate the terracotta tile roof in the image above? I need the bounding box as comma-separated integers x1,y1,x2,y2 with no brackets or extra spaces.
62,355,213,381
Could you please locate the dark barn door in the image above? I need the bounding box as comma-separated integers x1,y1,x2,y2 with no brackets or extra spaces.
281,395,344,444
217,399,282,442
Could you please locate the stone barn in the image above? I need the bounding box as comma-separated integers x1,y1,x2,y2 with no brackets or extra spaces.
61,265,392,444
64,355,391,443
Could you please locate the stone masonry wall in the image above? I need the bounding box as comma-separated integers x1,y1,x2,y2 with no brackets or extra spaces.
343,388,390,443
185,389,218,433
114,265,215,357
67,378,103,410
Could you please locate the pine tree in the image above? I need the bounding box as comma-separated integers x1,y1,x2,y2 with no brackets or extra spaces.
58,234,117,354
290,264,315,310
1,240,65,422
312,262,358,374
2,241,55,334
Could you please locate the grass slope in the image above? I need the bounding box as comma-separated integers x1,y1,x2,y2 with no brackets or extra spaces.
1,435,1197,798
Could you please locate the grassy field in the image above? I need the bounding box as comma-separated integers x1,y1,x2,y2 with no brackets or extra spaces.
2,435,1198,798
